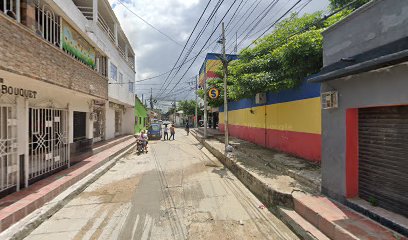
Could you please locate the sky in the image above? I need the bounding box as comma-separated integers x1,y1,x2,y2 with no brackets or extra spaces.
108,0,330,111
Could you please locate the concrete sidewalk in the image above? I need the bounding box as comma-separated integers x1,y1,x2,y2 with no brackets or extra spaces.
191,129,407,240
0,135,136,235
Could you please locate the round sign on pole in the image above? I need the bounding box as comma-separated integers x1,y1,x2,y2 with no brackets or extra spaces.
208,88,220,99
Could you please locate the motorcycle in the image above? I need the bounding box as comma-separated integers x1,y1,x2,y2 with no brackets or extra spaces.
134,135,145,155
136,139,145,154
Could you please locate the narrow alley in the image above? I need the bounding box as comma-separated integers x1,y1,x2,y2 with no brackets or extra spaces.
24,130,299,240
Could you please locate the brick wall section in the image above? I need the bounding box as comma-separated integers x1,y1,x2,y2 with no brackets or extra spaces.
0,14,108,99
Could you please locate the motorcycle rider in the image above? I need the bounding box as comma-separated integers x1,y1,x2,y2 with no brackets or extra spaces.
138,130,149,153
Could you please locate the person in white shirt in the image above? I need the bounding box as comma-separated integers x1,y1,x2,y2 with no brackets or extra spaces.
163,125,169,140
139,130,149,153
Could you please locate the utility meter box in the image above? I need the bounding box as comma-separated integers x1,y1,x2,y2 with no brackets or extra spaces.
321,91,338,109
255,93,267,104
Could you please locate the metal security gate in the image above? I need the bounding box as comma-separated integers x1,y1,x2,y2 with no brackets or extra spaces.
0,105,18,193
93,106,105,142
28,108,69,181
359,106,408,217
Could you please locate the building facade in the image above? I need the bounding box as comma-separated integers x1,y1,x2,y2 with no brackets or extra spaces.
0,0,135,195
134,96,147,134
309,0,408,219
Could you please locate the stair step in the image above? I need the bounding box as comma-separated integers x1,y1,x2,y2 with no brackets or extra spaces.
293,193,406,240
278,207,330,240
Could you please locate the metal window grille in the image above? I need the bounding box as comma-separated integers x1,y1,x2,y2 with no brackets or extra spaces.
28,108,69,180
97,55,108,77
93,106,105,142
119,72,123,85
34,0,60,47
115,110,121,135
0,105,18,193
1,0,19,20
110,63,117,81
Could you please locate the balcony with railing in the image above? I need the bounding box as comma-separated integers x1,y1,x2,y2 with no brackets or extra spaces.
73,0,135,71
0,0,108,99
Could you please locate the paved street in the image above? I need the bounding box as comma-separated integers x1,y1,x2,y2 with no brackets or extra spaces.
24,130,299,240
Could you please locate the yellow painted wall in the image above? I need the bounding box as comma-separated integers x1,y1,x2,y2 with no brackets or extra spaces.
220,97,321,134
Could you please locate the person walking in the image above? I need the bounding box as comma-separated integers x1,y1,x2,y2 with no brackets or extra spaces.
163,125,169,140
185,122,190,136
169,124,175,140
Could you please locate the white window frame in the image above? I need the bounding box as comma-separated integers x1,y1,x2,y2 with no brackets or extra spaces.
119,72,123,85
110,63,117,81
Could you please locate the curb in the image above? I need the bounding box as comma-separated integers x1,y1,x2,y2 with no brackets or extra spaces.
191,130,293,208
191,130,324,239
0,142,136,240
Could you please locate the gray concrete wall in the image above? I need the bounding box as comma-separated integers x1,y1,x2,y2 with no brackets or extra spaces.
321,62,408,200
323,0,408,66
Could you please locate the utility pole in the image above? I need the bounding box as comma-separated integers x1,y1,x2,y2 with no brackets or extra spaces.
195,75,198,128
221,22,229,152
203,61,208,138
173,99,176,125
150,88,154,109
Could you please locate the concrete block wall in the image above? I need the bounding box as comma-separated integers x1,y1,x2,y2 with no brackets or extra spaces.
219,81,322,162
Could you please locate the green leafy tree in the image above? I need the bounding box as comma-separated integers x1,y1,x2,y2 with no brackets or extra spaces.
177,100,196,116
197,10,352,104
226,13,325,100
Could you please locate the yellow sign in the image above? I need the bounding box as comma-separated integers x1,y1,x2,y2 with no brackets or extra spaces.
208,88,220,99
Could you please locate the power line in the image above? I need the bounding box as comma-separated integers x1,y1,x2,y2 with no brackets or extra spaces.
155,0,215,99
235,0,281,49
159,0,240,100
116,0,182,47
243,0,302,50
157,0,227,98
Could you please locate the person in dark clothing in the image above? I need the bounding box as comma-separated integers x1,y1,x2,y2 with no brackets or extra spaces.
169,125,175,140
163,125,169,140
185,122,190,136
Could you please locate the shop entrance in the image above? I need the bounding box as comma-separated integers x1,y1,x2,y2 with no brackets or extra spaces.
28,108,69,182
0,104,18,194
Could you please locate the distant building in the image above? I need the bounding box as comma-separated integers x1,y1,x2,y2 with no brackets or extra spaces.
199,53,238,129
308,0,408,221
134,96,147,134
0,0,135,195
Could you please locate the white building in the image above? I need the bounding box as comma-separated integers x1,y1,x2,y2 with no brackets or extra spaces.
0,0,135,195
62,0,136,141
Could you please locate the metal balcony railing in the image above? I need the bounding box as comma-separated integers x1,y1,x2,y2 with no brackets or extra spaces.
97,13,115,43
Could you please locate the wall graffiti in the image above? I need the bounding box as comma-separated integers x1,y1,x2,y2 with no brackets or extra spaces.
62,20,96,68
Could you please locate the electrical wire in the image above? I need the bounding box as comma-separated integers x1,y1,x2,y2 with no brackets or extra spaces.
116,0,183,47
156,0,227,98
155,0,215,99
158,0,240,100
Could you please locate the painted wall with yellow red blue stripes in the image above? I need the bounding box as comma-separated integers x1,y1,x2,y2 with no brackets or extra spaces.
219,82,321,161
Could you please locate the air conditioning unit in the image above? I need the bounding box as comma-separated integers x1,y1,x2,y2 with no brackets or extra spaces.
321,91,338,109
255,93,266,104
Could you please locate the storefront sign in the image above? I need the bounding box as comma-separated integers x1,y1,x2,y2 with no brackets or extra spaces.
208,87,220,99
1,81,37,99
